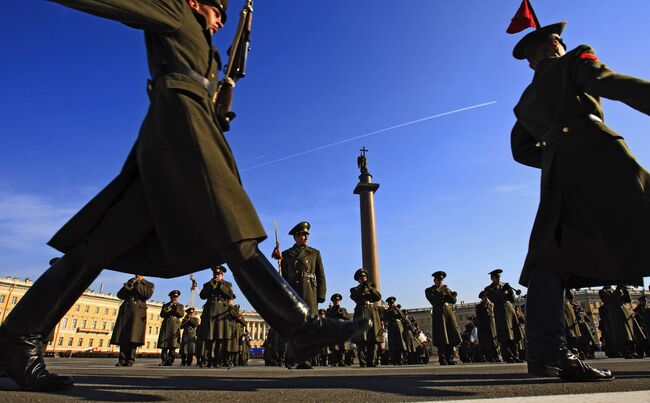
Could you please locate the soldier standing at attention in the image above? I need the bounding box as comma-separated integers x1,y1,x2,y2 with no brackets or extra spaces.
325,294,351,367
281,221,327,369
484,269,523,363
158,290,185,366
350,269,382,367
634,296,650,357
111,275,154,367
383,297,407,365
200,266,235,367
0,0,366,390
510,19,650,379
425,271,461,365
475,291,500,362
180,307,199,366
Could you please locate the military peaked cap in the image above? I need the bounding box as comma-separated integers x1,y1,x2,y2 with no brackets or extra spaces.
318,308,326,315
432,270,447,279
198,0,228,23
289,221,310,236
212,265,227,274
169,290,181,298
186,306,196,313
488,268,503,276
478,291,486,299
513,22,566,60
386,296,396,304
331,293,343,302
354,268,369,281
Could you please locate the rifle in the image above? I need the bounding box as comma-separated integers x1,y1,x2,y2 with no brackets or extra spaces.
214,0,254,125
271,220,282,272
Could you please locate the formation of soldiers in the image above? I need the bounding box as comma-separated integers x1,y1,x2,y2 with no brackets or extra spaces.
109,270,252,368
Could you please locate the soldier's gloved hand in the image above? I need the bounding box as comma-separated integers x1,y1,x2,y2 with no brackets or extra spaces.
217,113,231,132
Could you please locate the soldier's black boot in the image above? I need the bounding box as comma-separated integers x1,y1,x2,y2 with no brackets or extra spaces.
224,245,370,362
526,270,613,381
0,254,102,390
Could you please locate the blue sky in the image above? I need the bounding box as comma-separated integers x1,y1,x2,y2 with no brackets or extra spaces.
1,0,649,310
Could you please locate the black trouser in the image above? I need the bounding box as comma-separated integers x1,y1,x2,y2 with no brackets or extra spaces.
358,339,376,366
525,269,566,366
161,348,176,365
180,353,193,366
119,343,138,366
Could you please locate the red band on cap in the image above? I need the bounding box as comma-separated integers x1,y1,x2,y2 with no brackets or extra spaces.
580,52,599,62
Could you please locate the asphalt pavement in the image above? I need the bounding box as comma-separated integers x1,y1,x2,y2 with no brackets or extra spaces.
0,357,649,402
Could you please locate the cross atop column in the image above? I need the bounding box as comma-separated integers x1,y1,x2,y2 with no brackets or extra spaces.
359,147,368,157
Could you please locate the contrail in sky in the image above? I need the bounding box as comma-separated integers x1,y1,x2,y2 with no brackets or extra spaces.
241,100,497,172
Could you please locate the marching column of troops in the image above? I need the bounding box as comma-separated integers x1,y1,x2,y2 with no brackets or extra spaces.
107,264,648,367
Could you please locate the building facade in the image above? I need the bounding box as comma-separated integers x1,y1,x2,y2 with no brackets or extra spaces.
0,277,270,354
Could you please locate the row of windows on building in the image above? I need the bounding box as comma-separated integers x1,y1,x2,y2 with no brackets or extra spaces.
55,337,160,350
72,304,117,316
60,317,115,331
0,295,19,304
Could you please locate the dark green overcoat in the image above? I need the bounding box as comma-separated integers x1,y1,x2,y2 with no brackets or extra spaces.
350,283,383,343
383,306,407,352
47,0,266,277
158,301,184,348
325,306,351,351
512,45,650,288
227,305,245,353
475,301,498,350
564,301,582,339
425,285,461,347
281,245,326,313
180,315,199,355
199,280,235,340
110,279,154,345
483,283,522,342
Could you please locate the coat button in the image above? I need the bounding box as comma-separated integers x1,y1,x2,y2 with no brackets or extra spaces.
562,127,569,133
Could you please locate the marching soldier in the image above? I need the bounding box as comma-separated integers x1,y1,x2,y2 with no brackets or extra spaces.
0,0,366,390
483,269,522,363
281,221,327,369
226,302,245,367
350,269,382,367
510,18,650,379
200,265,235,367
384,297,407,365
111,275,154,367
180,307,199,366
158,290,185,366
634,296,650,356
425,271,461,365
564,290,582,356
325,294,351,367
475,291,500,362
240,329,252,366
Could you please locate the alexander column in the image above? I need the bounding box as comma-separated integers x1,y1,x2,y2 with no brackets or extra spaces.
353,147,382,292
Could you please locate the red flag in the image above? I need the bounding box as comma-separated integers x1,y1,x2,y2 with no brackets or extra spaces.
271,243,282,260
506,0,541,34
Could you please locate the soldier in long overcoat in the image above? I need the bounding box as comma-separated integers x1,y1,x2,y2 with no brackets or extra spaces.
510,21,650,380
325,294,351,366
281,222,327,314
158,290,185,366
226,303,246,367
425,271,462,365
180,307,199,366
475,291,499,362
110,275,154,367
280,221,327,369
564,291,582,354
200,265,235,367
633,296,650,356
483,269,522,363
0,0,365,390
350,269,382,367
383,297,407,365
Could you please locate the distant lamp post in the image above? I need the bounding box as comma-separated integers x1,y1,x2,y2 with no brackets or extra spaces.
353,147,381,292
